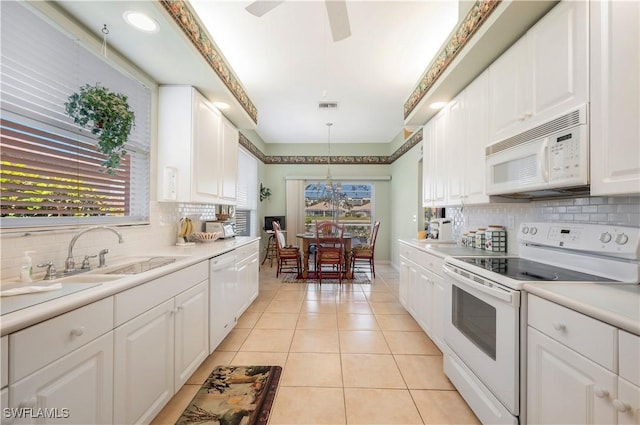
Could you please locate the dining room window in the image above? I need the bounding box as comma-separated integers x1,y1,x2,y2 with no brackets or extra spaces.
304,181,374,245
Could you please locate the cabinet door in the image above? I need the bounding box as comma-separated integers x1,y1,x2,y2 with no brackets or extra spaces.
527,327,617,425
422,122,436,207
430,272,446,352
445,97,465,205
529,0,588,124
406,261,420,319
617,378,640,425
10,333,113,425
432,110,448,205
193,91,222,201
417,268,432,335
220,117,239,201
590,0,640,196
463,71,490,205
174,281,209,391
398,258,409,308
114,300,174,425
488,37,530,142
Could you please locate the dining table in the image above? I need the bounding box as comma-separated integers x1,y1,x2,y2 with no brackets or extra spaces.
295,232,353,280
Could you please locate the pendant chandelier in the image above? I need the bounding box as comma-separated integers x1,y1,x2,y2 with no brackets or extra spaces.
323,122,341,221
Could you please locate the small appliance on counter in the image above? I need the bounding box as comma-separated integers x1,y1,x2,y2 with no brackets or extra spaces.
206,221,236,239
428,218,453,242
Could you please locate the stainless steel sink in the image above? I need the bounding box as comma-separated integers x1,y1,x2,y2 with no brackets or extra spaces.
103,256,177,275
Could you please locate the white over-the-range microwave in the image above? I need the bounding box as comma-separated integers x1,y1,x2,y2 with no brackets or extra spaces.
485,104,589,198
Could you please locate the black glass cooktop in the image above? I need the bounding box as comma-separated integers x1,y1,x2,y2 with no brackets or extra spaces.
456,257,616,282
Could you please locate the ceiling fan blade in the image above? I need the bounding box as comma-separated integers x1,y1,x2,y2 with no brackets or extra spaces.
245,0,285,17
325,0,351,42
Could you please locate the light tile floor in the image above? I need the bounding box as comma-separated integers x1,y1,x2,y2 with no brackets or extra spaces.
151,263,480,425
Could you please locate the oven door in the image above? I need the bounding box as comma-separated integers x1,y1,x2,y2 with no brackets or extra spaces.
443,264,520,414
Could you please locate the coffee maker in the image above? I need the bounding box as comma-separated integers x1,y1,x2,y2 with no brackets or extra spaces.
428,218,453,242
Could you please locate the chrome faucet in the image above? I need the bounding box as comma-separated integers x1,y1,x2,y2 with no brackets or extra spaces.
64,226,124,273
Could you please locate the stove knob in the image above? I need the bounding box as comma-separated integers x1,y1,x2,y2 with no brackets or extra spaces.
615,233,629,245
600,232,612,243
522,226,529,234
530,227,538,235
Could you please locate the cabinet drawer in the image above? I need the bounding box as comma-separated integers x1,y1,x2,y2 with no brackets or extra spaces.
115,261,208,326
528,295,617,371
619,330,640,386
10,297,114,383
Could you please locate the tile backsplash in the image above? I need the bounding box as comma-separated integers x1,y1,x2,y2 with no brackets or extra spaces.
0,202,221,283
447,195,640,255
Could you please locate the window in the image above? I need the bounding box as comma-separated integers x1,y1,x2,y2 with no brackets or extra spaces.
0,2,151,228
304,181,374,245
235,148,258,236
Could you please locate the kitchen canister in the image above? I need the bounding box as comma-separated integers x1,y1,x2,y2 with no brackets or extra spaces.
485,225,507,252
467,231,477,248
475,228,487,250
461,233,468,246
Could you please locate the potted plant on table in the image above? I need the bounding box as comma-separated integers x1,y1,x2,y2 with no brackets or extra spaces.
64,84,135,174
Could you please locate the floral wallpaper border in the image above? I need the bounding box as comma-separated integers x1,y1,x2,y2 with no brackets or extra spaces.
159,0,258,124
404,0,501,119
239,129,423,165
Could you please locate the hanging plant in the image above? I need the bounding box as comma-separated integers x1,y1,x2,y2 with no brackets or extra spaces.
259,183,271,202
64,83,135,174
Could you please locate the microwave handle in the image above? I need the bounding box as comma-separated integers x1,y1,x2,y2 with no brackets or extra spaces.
540,137,549,182
443,265,517,305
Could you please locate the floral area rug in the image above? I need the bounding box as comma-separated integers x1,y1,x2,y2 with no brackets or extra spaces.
282,271,372,284
176,365,282,425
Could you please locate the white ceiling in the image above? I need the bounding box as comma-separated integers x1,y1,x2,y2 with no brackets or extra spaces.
55,1,460,145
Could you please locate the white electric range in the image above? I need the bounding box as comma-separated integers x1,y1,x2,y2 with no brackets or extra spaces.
441,222,640,425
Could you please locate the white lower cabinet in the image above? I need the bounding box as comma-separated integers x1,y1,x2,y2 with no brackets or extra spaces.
173,281,209,391
114,300,174,425
527,294,640,425
113,263,209,425
527,327,617,424
209,251,238,353
237,242,259,315
398,242,446,352
10,333,114,425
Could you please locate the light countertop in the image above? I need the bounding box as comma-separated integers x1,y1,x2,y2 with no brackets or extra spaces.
0,236,259,336
399,239,511,259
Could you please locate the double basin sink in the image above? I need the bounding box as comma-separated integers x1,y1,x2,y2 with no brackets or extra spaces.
57,256,179,284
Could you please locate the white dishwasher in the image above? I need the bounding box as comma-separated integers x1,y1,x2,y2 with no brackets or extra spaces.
209,251,237,353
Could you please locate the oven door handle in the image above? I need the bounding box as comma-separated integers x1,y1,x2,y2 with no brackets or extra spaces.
443,264,517,305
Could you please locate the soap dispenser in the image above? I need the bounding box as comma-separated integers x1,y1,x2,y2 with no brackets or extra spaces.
20,250,35,283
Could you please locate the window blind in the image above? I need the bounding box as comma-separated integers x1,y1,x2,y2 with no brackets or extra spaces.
0,1,150,227
235,148,257,236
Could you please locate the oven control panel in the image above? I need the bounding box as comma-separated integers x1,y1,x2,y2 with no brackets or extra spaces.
519,222,640,258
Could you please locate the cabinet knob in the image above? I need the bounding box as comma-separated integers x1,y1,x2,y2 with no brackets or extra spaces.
594,387,609,398
613,399,630,412
70,326,85,337
552,322,566,331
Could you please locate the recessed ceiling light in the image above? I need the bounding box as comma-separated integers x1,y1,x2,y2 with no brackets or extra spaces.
123,11,159,33
430,101,447,110
214,101,231,110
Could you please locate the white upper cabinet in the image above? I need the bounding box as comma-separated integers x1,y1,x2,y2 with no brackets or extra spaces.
158,86,239,204
488,0,588,143
462,71,490,205
590,0,640,196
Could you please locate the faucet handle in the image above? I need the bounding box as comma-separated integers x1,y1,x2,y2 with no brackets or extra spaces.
81,254,97,270
37,262,57,280
98,249,109,268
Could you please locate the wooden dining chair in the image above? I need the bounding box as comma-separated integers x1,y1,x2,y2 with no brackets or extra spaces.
314,220,346,284
273,221,301,278
351,221,380,278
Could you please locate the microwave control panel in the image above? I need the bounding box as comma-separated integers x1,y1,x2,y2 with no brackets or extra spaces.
548,126,586,182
